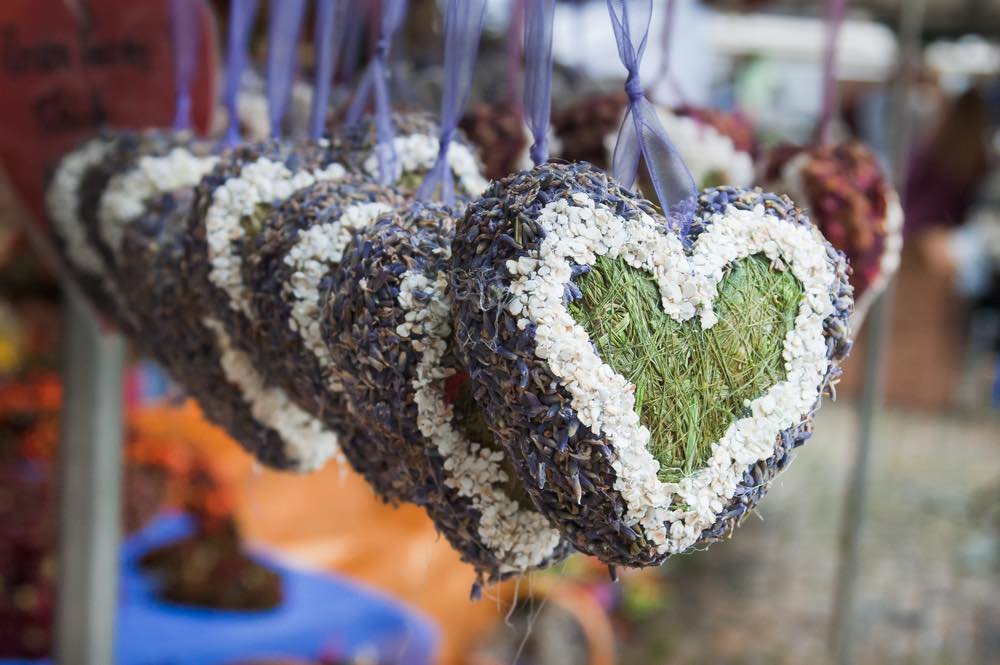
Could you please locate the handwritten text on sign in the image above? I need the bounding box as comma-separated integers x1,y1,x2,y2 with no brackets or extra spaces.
0,0,217,225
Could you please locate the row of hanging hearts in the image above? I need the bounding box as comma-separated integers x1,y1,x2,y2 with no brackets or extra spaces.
41,0,879,593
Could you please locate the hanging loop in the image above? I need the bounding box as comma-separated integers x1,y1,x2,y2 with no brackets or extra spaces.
345,0,410,184
815,0,849,145
416,0,487,204
523,0,556,166
221,0,260,148
607,0,697,238
505,0,527,108
266,0,309,138
169,0,202,131
310,0,350,139
650,0,678,101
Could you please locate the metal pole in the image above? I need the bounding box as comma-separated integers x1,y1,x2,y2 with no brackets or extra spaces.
56,286,126,665
829,1,925,663
829,287,893,665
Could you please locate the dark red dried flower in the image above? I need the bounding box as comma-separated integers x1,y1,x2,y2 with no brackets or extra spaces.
553,91,629,170
767,142,892,298
460,102,528,181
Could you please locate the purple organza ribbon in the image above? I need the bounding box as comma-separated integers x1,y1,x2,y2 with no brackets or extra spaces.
170,0,201,131
523,0,555,166
345,0,410,185
310,0,350,139
221,0,260,148
267,0,308,138
607,0,696,237
815,0,848,145
415,0,487,204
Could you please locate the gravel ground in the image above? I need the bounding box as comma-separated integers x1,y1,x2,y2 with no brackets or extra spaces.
622,400,1000,665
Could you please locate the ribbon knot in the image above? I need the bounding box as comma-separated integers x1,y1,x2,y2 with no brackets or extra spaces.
624,70,644,104
607,0,696,240
375,35,391,59
529,138,549,167
438,127,456,151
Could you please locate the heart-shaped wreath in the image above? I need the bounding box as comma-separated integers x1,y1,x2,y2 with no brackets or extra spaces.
241,177,402,422
452,162,852,567
325,202,569,585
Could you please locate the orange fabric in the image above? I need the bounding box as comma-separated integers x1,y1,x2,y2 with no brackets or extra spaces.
137,400,512,665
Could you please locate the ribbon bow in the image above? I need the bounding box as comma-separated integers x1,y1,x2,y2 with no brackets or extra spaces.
607,0,696,237
415,0,487,203
346,0,410,185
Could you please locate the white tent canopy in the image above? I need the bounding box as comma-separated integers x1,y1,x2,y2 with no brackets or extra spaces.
709,12,898,82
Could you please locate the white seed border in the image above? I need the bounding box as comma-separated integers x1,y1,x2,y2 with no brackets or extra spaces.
205,156,346,316
398,267,564,574
504,193,838,555
283,201,394,392
203,315,342,472
98,148,219,264
45,139,119,290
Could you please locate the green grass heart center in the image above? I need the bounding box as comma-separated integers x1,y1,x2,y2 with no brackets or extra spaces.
568,253,804,484
239,203,274,238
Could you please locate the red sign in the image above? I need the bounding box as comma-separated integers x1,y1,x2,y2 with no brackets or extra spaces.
0,0,218,226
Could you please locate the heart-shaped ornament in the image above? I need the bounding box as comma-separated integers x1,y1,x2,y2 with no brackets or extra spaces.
325,202,570,586
765,142,903,327
45,129,207,332
242,177,403,423
179,139,349,472
451,163,853,567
